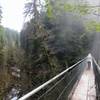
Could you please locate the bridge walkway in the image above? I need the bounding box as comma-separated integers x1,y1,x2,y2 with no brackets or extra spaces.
19,54,100,100
71,64,96,100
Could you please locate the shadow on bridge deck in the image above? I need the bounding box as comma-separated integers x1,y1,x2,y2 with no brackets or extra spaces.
70,65,96,100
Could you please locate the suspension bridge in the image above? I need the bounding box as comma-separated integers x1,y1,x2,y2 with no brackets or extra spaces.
18,54,100,100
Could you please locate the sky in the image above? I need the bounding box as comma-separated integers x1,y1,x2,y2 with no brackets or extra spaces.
88,0,99,5
0,0,26,32
0,0,99,32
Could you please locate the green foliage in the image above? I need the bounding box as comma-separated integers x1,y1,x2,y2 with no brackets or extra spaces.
77,4,89,15
86,21,100,32
0,6,2,23
0,26,22,98
0,26,4,67
63,4,75,12
19,1,94,98
0,0,96,99
45,0,90,19
45,0,53,18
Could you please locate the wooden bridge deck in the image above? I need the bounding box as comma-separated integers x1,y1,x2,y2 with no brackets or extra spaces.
71,65,96,100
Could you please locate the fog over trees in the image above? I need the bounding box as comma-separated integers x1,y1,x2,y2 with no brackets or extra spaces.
0,0,100,99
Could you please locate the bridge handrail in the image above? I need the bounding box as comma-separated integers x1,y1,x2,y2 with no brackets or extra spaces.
92,57,100,73
19,57,87,100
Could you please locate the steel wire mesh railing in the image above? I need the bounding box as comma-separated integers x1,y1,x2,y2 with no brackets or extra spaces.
39,61,86,100
92,57,100,100
19,57,87,100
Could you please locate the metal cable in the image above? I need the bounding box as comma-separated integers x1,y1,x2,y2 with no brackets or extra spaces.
92,56,100,99
38,75,67,100
38,63,81,99
56,65,84,100
19,57,86,100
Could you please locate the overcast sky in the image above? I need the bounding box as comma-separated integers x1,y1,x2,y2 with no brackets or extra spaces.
0,0,26,32
88,0,99,5
0,0,99,32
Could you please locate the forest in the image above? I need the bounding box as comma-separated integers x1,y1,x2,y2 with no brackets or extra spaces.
0,0,100,100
